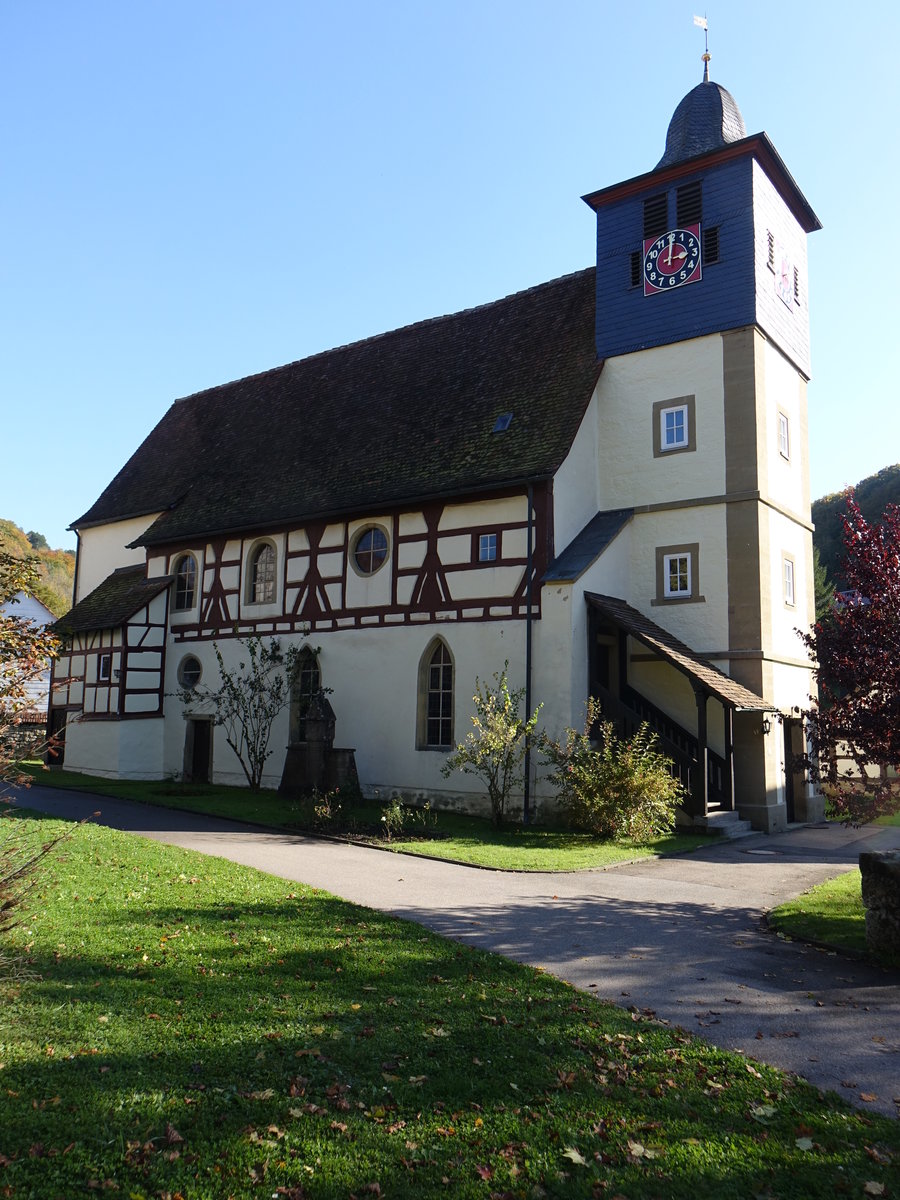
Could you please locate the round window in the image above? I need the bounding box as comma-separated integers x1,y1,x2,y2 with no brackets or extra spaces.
178,655,202,690
353,526,388,575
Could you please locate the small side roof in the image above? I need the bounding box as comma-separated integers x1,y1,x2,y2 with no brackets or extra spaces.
55,566,172,636
544,508,633,582
586,592,772,711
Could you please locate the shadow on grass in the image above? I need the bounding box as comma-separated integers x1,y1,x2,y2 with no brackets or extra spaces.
6,885,898,1200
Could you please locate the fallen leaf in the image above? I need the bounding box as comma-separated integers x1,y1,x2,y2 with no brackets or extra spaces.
795,1137,814,1151
860,1093,878,1103
562,1147,587,1166
864,1185,885,1197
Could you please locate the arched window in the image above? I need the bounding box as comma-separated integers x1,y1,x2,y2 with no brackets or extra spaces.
417,639,453,749
249,542,276,604
173,554,197,611
289,648,321,743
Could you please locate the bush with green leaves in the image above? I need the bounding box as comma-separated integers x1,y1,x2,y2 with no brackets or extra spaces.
442,663,541,828
541,699,682,841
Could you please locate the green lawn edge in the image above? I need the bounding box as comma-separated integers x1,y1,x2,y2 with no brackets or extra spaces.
14,763,710,872
1,809,897,1199
768,870,900,970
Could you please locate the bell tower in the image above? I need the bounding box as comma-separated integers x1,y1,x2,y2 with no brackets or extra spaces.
581,56,823,830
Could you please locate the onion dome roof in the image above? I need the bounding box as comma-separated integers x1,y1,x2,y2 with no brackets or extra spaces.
656,75,746,168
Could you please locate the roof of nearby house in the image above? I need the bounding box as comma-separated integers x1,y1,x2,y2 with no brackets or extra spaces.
54,565,171,635
73,269,602,548
544,508,633,582
586,592,772,711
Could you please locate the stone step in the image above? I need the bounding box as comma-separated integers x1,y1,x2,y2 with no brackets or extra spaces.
697,809,756,839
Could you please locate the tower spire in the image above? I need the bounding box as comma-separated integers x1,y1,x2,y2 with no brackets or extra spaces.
693,14,710,81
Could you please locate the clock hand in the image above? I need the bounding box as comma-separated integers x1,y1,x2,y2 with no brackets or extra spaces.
666,233,675,266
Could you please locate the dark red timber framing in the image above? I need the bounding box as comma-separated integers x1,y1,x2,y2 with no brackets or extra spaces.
171,485,551,644
288,520,337,620
200,538,240,629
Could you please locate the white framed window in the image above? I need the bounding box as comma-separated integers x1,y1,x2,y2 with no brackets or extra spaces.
417,638,454,750
247,541,277,604
173,553,198,611
663,553,691,598
783,555,795,607
654,543,702,605
661,404,688,451
777,412,790,460
652,395,696,457
478,532,498,562
98,653,112,682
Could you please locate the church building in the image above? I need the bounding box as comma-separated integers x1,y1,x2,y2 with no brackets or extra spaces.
50,59,823,832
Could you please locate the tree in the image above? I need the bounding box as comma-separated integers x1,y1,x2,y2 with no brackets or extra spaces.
1,553,59,791
177,635,307,791
800,495,900,823
441,663,541,828
813,545,835,622
26,531,49,552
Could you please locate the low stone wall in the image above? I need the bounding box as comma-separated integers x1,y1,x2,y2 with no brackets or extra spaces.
859,850,900,958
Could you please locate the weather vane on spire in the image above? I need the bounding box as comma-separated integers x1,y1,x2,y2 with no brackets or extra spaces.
693,14,710,81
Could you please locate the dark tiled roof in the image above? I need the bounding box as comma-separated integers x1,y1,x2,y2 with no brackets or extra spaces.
55,566,171,636
74,269,601,547
544,508,633,582
586,592,770,711
656,79,746,169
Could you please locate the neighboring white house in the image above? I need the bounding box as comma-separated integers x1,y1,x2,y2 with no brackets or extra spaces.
50,65,823,831
1,590,55,754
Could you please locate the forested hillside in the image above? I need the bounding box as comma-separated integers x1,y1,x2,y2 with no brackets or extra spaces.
0,520,75,616
812,464,900,589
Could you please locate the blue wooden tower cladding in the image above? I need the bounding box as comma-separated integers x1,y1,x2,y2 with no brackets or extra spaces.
583,71,821,375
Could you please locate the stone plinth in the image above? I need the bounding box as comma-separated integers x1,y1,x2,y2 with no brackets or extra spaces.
859,850,900,958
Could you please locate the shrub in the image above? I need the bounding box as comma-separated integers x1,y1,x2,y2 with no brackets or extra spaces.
541,700,682,842
442,664,541,828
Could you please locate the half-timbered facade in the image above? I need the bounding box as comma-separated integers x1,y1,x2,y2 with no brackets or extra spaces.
51,66,824,831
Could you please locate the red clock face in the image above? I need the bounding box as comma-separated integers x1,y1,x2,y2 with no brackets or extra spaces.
643,225,702,295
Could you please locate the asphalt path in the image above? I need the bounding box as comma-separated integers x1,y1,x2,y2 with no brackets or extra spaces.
11,784,900,1119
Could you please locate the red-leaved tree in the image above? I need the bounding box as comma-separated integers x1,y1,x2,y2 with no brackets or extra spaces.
800,496,900,822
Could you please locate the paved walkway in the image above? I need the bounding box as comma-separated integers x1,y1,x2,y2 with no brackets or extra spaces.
12,784,900,1118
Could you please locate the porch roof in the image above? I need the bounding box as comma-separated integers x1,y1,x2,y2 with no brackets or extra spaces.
585,592,771,712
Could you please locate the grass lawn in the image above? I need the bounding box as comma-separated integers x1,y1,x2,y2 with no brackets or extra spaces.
16,763,710,871
1,809,897,1199
768,869,900,969
768,870,867,955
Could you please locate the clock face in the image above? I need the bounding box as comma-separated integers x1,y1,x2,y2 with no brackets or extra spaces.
643,225,702,295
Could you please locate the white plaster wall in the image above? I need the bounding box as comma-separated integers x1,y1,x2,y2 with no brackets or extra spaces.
760,338,809,519
76,516,159,601
627,507,730,654
118,718,166,778
595,335,726,511
552,386,602,554
439,497,526,530
163,621,530,803
764,507,814,669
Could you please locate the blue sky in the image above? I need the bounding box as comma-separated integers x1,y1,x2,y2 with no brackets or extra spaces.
3,1,898,552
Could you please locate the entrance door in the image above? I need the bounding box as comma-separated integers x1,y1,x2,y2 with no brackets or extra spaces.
47,708,68,766
187,719,211,784
783,718,802,823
